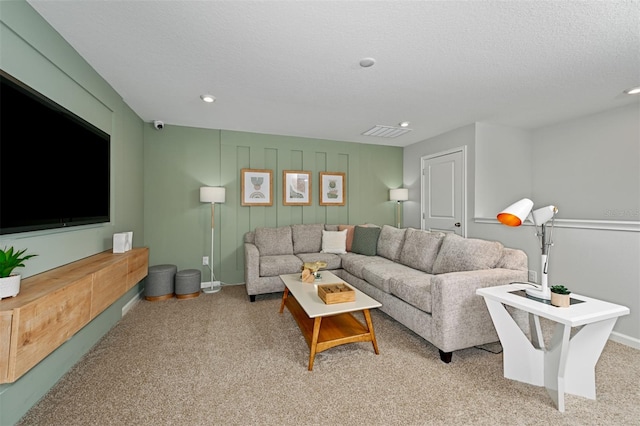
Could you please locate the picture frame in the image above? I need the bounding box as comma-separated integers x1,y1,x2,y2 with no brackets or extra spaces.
241,168,273,206
283,170,312,206
319,172,346,206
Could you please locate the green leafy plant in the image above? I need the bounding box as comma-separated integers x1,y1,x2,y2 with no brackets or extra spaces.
550,285,571,295
0,246,37,278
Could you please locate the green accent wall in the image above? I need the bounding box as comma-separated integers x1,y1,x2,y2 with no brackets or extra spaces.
1,3,145,425
144,128,403,284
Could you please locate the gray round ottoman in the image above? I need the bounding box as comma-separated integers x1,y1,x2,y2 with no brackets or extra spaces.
145,264,177,301
175,269,201,299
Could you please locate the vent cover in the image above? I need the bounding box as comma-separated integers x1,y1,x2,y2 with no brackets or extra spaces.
361,125,413,138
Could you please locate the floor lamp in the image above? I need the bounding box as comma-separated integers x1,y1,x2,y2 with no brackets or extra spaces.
200,186,226,293
389,188,408,228
497,198,558,301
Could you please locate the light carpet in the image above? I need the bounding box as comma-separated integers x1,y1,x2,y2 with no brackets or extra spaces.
17,285,640,425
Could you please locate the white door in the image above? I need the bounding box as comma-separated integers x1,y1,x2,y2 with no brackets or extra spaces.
421,148,465,236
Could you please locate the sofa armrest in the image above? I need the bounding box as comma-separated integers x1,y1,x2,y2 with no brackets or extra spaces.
429,268,527,352
244,242,260,290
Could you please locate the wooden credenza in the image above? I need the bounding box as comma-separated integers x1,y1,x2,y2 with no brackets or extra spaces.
0,248,148,383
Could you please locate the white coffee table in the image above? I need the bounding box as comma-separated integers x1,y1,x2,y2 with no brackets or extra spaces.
279,271,382,370
477,283,629,412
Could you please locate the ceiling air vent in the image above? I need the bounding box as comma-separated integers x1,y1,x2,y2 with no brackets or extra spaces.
361,125,413,138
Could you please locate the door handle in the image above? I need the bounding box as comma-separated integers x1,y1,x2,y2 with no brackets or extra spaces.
454,222,461,227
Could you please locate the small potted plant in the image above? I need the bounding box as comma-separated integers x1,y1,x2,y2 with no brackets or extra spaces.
550,285,571,308
0,246,37,299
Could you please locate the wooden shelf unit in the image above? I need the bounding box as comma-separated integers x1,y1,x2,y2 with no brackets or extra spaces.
0,248,148,383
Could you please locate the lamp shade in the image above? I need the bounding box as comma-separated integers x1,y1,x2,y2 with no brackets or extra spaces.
200,186,226,203
497,198,533,227
531,205,558,226
389,188,409,202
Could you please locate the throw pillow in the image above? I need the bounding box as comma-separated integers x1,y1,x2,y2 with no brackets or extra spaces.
254,226,294,256
338,225,355,251
398,228,445,273
320,229,348,254
351,225,381,256
431,233,504,274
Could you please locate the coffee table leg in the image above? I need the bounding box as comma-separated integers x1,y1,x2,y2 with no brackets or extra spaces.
308,317,323,371
362,309,379,354
279,288,289,314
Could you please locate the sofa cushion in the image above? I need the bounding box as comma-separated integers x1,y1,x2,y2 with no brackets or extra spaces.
297,252,342,270
255,226,293,256
495,247,528,271
432,233,504,274
398,228,445,274
324,224,339,231
259,255,302,277
338,225,355,251
340,252,393,279
321,229,348,254
292,223,324,254
362,262,416,293
389,271,435,313
377,225,406,261
351,225,381,256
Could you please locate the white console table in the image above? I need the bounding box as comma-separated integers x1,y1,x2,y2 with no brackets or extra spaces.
476,283,629,412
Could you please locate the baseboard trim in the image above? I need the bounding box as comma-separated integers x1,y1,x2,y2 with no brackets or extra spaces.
610,331,640,350
122,289,143,316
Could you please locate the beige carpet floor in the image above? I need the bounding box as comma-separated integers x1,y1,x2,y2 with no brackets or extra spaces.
17,285,640,425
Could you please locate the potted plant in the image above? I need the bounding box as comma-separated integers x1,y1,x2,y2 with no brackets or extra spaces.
0,246,37,299
550,285,571,307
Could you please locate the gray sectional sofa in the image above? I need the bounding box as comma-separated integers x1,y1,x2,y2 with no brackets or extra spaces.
244,223,528,362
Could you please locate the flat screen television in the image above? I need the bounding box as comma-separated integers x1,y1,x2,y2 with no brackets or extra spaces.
0,70,111,235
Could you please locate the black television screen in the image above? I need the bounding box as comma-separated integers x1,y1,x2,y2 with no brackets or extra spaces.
0,70,110,235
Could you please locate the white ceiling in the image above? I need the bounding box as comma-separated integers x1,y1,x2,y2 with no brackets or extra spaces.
26,0,640,147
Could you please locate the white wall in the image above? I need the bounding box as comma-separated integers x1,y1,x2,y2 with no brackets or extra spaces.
404,103,640,347
402,124,476,229
474,123,532,219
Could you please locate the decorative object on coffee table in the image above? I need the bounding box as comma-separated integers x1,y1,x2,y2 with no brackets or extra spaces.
0,246,37,299
301,261,327,283
550,285,571,307
317,283,355,304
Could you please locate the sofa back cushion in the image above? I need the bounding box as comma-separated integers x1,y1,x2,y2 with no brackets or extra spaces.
351,225,381,256
495,247,528,271
254,226,294,256
432,233,504,274
398,228,445,273
292,223,324,254
377,225,406,261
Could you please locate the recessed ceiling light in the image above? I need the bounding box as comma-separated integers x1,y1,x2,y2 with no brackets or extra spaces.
359,57,376,68
625,86,640,95
399,121,410,128
200,94,216,103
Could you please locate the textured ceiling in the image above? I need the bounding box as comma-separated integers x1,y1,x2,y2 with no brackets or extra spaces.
26,0,640,147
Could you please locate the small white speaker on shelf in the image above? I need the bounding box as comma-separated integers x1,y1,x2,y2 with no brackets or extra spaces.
113,231,133,253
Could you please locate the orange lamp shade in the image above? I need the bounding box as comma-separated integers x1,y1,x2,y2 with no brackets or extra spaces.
497,212,523,227
497,198,534,227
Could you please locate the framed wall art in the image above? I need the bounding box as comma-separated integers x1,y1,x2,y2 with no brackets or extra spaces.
241,168,273,206
319,172,346,206
283,170,312,206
